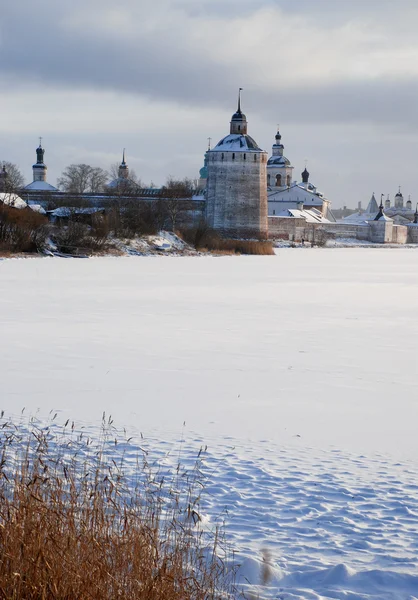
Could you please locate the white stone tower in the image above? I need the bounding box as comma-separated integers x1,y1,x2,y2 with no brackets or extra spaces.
267,129,294,189
206,91,268,239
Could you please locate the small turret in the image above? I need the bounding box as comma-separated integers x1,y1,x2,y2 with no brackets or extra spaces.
395,187,404,208
406,195,412,210
374,194,385,220
385,194,390,209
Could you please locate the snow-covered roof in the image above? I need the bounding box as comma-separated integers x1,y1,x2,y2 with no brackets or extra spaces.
24,180,58,192
49,207,104,217
107,178,140,190
340,212,376,224
0,192,27,209
271,207,331,224
29,204,47,215
374,212,393,222
267,155,291,166
341,210,393,224
268,182,326,206
212,134,263,153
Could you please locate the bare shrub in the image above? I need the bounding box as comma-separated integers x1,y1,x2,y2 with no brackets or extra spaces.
52,221,91,255
0,416,234,600
185,228,275,255
311,228,335,247
0,205,48,252
178,220,210,248
118,200,164,237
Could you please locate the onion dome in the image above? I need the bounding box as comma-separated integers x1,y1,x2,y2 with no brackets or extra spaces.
35,142,45,165
302,167,310,184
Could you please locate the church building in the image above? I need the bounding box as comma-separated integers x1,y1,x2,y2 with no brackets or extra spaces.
23,141,58,193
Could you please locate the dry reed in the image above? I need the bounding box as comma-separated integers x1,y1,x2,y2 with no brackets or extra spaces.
0,414,234,600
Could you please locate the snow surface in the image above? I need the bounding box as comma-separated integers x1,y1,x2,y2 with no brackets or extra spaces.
1,249,418,599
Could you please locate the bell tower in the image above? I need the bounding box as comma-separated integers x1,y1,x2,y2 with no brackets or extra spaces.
33,138,47,183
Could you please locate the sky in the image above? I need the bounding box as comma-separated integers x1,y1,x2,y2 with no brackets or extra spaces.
1,0,418,208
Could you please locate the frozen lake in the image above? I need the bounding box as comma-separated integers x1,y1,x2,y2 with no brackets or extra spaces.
1,249,418,458
1,250,418,599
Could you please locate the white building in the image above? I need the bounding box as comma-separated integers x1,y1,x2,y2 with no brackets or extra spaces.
266,130,334,221
23,141,58,193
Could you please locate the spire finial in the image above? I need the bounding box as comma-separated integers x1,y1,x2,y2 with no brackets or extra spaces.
39,136,42,148
238,87,243,113
207,137,212,151
122,148,126,165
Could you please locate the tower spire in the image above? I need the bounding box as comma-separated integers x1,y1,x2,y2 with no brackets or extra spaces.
118,149,129,179
375,194,385,220
230,89,247,135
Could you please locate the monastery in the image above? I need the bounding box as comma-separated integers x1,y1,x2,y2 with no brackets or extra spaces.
2,93,418,245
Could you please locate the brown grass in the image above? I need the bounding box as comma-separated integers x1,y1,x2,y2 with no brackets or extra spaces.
204,238,275,255
0,415,234,600
179,226,275,256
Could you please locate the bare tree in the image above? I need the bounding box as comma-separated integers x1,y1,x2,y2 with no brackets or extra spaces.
163,176,195,198
0,162,25,191
57,164,109,194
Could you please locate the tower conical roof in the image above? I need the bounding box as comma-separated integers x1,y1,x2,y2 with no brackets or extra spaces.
366,193,378,214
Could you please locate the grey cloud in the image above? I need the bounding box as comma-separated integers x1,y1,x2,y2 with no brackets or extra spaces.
2,0,418,207
1,0,418,129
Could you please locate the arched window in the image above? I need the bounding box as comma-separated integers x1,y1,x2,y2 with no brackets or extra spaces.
238,126,241,131
286,175,291,187
232,153,235,160
267,174,271,185
276,174,282,187
254,155,257,161
243,153,246,160
221,153,224,160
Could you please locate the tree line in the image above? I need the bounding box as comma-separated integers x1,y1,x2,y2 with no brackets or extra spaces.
0,160,197,196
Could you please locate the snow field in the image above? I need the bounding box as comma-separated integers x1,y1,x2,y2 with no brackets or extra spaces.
1,249,418,599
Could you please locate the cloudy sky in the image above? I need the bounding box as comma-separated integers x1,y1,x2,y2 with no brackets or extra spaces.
1,0,418,207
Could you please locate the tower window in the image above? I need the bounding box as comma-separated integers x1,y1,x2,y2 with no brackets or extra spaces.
232,153,235,160
221,153,224,160
254,155,257,161
267,174,271,185
273,209,276,215
286,175,291,186
244,153,246,160
276,174,282,186
238,126,241,131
